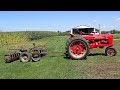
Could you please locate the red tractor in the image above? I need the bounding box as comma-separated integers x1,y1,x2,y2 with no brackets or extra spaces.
65,25,117,60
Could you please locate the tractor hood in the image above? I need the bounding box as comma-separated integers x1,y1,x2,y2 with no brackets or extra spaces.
83,34,113,40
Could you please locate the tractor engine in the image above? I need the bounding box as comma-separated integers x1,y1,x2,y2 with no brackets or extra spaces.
100,40,108,44
84,34,113,49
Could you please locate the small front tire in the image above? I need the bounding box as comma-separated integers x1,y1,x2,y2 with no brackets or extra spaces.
105,47,117,56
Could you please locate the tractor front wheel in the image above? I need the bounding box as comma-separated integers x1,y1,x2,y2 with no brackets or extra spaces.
105,47,117,56
66,37,89,60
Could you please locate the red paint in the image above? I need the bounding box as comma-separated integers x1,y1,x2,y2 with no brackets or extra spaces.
107,49,114,56
70,41,86,56
69,33,114,49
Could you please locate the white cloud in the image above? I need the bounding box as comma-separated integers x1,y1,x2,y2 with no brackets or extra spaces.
93,20,97,22
115,18,120,21
103,26,107,28
113,16,120,21
110,26,114,28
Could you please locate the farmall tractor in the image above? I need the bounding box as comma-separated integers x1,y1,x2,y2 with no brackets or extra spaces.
65,25,117,60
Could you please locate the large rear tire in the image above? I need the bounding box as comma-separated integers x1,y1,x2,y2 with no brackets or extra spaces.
66,36,89,60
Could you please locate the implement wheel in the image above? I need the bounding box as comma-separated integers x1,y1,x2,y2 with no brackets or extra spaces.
20,52,31,62
31,53,40,62
66,36,89,60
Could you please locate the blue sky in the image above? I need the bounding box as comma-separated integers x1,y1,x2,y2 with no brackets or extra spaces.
0,11,120,32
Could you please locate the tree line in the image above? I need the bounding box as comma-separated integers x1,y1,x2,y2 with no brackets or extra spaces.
101,30,120,34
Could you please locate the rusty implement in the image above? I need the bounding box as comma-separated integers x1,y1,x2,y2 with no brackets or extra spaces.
4,43,47,63
31,47,47,62
4,52,20,63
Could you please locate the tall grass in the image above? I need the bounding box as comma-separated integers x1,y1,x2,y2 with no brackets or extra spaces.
27,31,59,40
114,34,120,39
0,32,29,46
0,31,59,47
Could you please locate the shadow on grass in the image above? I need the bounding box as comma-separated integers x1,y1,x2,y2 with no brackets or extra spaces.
89,53,105,56
63,53,106,60
46,54,64,57
63,56,87,60
45,53,106,60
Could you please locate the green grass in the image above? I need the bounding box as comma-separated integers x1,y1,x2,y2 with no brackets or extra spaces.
114,34,120,39
0,36,77,79
0,36,120,79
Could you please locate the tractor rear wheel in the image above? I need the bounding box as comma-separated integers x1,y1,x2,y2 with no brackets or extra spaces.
66,36,89,60
105,47,117,56
20,52,31,62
